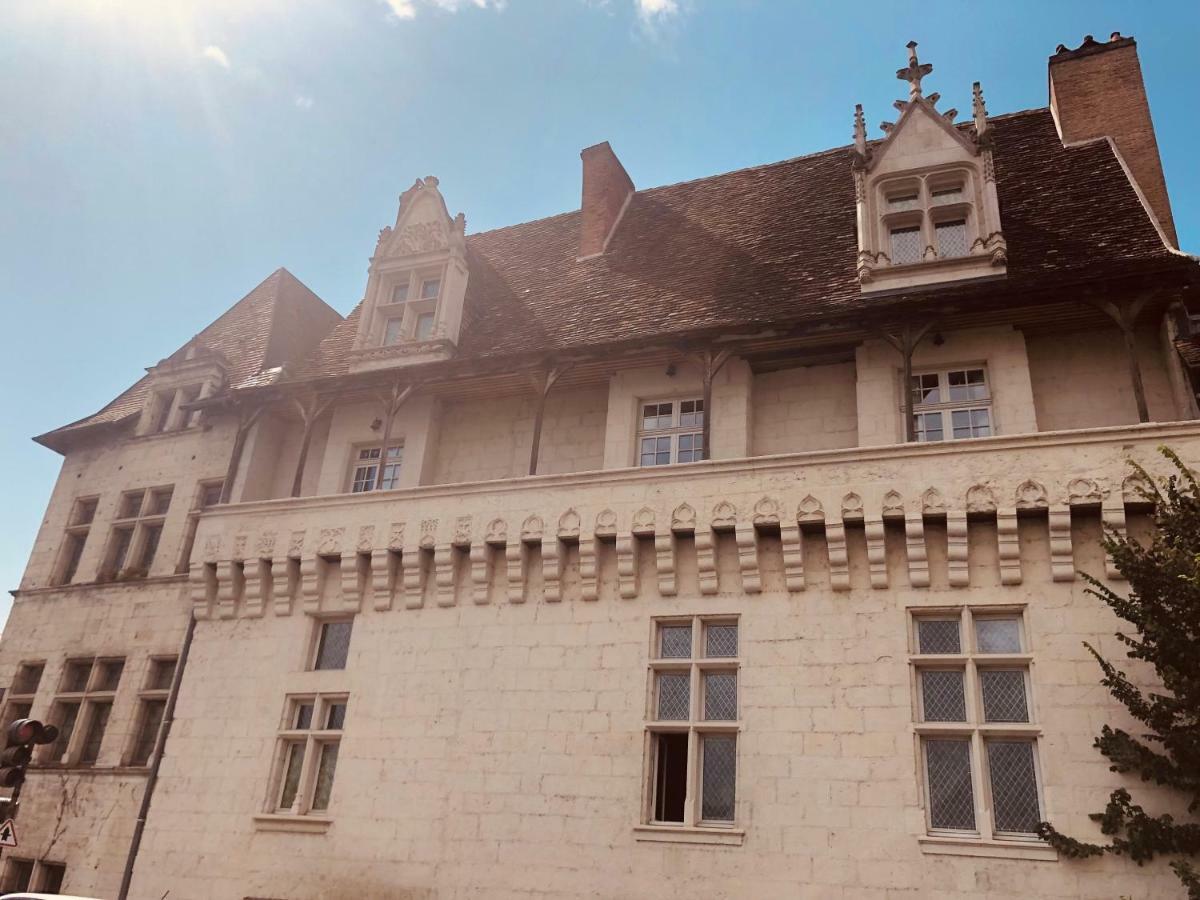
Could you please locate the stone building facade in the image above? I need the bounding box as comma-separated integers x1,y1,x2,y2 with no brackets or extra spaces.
4,33,1200,899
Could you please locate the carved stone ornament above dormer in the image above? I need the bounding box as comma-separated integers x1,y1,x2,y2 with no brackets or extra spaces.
852,42,1007,294
350,176,471,374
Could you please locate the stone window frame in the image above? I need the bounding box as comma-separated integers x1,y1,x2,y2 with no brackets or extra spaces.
877,168,978,268
909,606,1049,846
100,486,174,581
378,266,444,346
346,443,405,493
175,478,225,575
636,615,743,845
41,656,125,767
51,496,99,586
2,661,45,731
141,382,205,435
125,656,177,767
266,693,348,818
906,366,993,443
635,397,705,467
1,857,66,893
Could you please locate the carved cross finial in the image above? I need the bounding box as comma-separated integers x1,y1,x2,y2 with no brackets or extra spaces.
896,40,933,99
972,80,989,139
853,103,867,155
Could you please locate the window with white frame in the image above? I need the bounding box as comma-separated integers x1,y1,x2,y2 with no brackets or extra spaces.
270,694,346,816
42,657,124,767
881,171,976,266
379,269,442,345
637,398,704,467
909,367,992,442
53,496,98,586
910,608,1044,841
348,444,404,493
645,617,739,829
100,486,173,580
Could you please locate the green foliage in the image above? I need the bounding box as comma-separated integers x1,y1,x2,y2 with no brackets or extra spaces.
1037,448,1200,897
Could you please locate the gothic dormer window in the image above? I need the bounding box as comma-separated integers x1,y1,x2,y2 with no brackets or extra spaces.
349,176,468,373
852,43,1007,293
135,344,227,437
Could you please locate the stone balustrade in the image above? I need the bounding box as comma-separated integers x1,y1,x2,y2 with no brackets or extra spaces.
189,421,1200,620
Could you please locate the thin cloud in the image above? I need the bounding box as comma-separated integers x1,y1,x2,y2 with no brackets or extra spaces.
636,0,678,20
381,0,417,17
379,0,505,20
201,45,231,69
294,95,314,110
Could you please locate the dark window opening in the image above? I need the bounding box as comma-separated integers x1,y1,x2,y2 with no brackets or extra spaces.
652,732,688,823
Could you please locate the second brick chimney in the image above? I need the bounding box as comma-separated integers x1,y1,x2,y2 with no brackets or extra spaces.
579,142,635,259
1049,33,1176,246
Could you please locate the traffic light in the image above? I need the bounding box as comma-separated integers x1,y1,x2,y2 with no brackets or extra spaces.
0,720,58,788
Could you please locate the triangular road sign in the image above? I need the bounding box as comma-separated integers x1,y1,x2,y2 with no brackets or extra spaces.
0,819,17,847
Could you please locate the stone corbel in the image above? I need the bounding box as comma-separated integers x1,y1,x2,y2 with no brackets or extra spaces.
996,509,1022,585
190,563,215,620
216,561,239,619
300,557,321,614
905,513,930,588
342,553,365,612
403,536,424,610
1101,501,1127,581
274,557,296,616
243,559,267,618
371,549,394,611
826,521,850,592
1048,505,1074,582
946,511,970,588
864,517,888,589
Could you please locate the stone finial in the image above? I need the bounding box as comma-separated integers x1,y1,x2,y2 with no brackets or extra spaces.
853,104,867,156
972,81,989,140
896,40,933,99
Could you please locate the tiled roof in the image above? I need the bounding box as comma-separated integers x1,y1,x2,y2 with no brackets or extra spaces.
37,268,341,448
292,108,1194,381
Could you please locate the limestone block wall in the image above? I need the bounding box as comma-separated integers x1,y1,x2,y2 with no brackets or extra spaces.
1026,326,1179,430
21,422,237,591
752,362,858,455
126,426,1199,899
0,581,190,899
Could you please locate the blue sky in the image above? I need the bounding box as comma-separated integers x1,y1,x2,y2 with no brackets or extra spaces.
1,0,1197,625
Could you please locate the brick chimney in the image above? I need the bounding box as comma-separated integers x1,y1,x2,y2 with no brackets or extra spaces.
1049,33,1176,245
579,142,634,258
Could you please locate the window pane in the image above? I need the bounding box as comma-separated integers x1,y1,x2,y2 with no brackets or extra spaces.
948,369,988,401
705,624,738,658
199,483,223,508
314,622,353,671
653,732,688,823
148,488,173,516
951,408,972,440
971,408,992,437
391,283,409,303
987,741,1041,834
93,659,124,692
61,660,92,693
642,403,672,431
311,742,340,811
975,618,1021,653
38,862,66,894
146,658,177,691
638,437,659,467
294,702,315,730
935,220,968,258
655,436,671,466
656,672,690,720
917,619,960,654
351,465,377,493
911,373,940,406
980,670,1029,723
925,739,976,831
383,318,404,345
131,699,166,766
913,412,943,442
890,226,922,265
415,312,436,341
679,399,704,427
108,528,134,574
118,492,145,519
60,532,87,584
420,278,441,299
677,433,704,463
703,672,737,721
5,859,33,892
701,735,736,822
49,703,79,761
325,702,347,730
138,524,163,570
920,670,966,722
659,625,692,659
73,498,98,526
278,742,306,810
13,664,43,696
79,702,112,764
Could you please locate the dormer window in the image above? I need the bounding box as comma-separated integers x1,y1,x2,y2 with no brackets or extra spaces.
852,44,1007,292
378,269,443,346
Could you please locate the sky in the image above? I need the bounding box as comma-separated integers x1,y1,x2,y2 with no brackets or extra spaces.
1,0,1198,627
